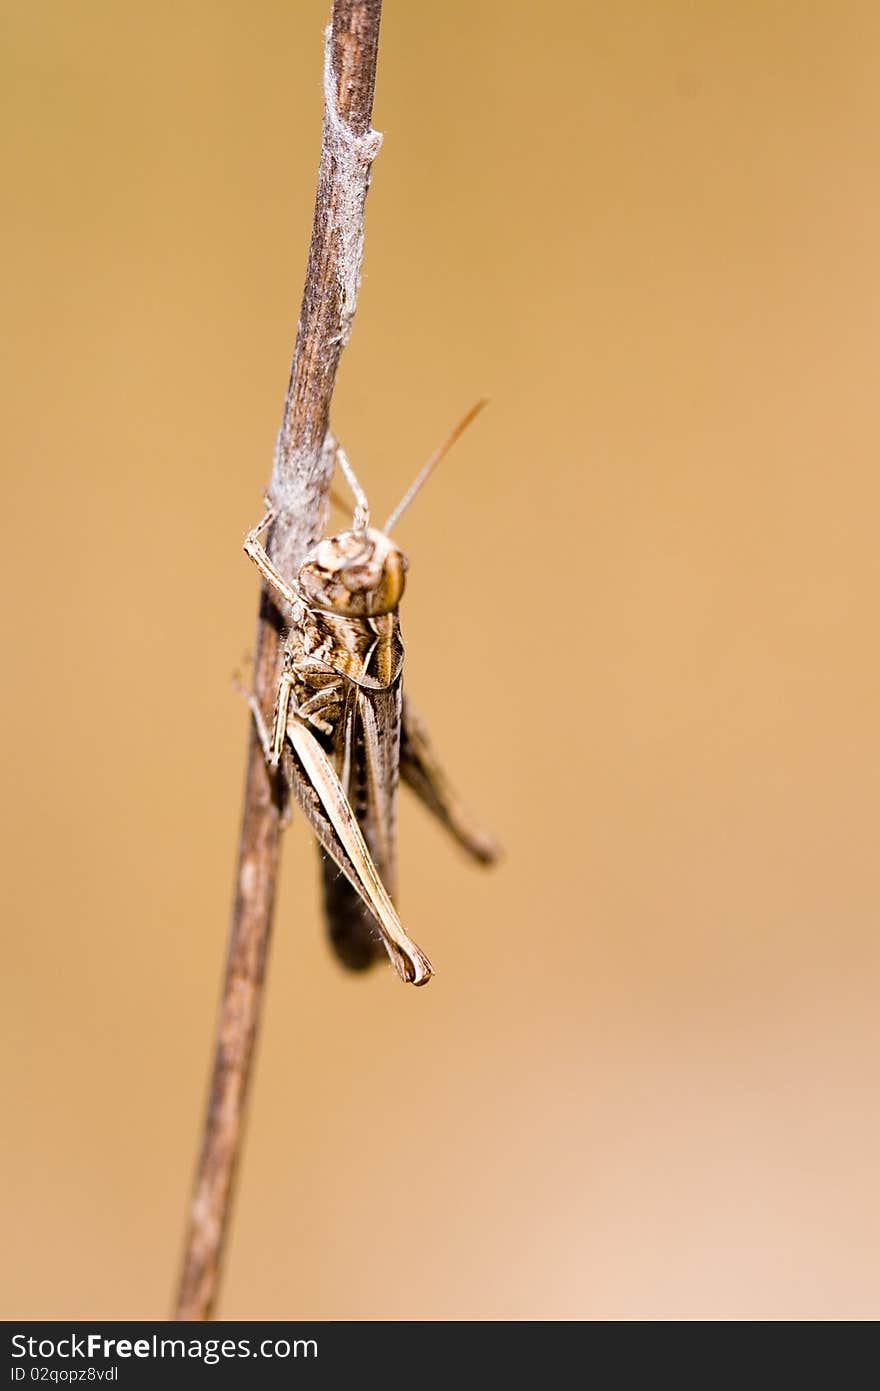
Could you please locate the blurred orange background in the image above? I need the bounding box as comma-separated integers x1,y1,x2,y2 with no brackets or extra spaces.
3,1,879,1319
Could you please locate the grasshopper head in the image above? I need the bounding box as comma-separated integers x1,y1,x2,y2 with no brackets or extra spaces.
298,528,407,617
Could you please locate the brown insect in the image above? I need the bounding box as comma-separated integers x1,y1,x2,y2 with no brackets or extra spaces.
242,403,498,986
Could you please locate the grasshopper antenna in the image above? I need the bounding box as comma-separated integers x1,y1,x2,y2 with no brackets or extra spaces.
384,399,489,534
335,445,370,530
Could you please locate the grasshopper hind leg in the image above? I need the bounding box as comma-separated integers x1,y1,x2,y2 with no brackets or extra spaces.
401,698,500,864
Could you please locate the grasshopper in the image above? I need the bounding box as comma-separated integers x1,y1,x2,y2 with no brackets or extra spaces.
242,404,498,987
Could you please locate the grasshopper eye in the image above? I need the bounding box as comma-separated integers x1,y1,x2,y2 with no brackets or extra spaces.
378,549,406,608
340,547,406,612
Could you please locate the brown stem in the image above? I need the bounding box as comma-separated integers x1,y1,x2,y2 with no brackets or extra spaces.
175,0,383,1321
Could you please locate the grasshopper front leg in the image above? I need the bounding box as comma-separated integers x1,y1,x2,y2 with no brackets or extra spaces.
243,506,302,611
401,698,500,865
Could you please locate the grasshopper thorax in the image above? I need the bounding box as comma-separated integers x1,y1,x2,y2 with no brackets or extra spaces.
298,527,407,618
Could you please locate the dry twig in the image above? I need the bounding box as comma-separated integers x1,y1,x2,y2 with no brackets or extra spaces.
175,0,383,1320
